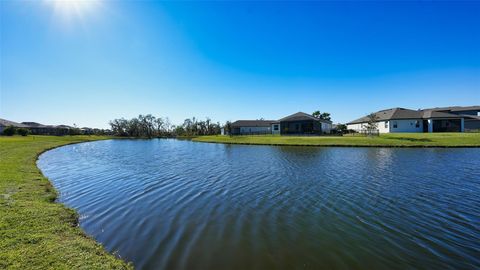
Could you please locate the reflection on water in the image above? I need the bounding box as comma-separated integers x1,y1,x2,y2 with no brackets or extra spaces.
38,139,480,269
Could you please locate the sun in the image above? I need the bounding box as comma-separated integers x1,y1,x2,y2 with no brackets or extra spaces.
45,0,101,23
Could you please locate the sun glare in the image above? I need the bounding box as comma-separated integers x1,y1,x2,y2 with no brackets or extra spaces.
45,0,101,24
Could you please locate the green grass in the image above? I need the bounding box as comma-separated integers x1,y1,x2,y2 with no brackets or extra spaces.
0,136,132,270
193,133,480,147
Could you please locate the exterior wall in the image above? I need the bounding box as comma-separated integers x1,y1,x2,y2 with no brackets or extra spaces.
389,119,423,133
272,124,280,134
378,121,390,133
427,119,433,133
239,126,271,134
347,119,423,133
465,119,480,130
347,123,366,132
347,121,390,133
321,122,332,133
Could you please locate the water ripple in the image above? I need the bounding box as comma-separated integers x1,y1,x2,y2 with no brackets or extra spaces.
37,139,480,269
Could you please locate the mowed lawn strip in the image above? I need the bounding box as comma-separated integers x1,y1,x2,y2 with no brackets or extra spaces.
193,133,480,147
0,136,132,269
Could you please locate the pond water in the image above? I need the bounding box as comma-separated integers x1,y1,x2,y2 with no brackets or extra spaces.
38,139,480,269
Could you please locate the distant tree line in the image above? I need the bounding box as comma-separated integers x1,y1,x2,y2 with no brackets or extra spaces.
2,126,30,136
109,114,222,138
1,125,111,136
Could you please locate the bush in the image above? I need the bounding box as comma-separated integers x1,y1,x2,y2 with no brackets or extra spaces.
2,126,16,136
68,128,82,136
17,128,30,136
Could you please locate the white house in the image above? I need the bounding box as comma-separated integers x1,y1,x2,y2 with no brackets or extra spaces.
346,107,477,133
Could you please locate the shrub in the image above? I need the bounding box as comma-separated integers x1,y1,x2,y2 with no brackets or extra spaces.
68,128,82,136
17,128,30,136
2,126,16,136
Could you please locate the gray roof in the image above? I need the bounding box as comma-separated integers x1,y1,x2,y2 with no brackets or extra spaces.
348,107,465,124
0,118,29,128
231,120,278,127
21,122,49,128
56,125,73,129
465,115,480,120
421,110,467,119
424,105,480,112
279,112,332,123
22,122,65,129
1,119,75,129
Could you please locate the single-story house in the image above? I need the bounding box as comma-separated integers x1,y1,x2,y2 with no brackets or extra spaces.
0,118,79,135
279,112,332,135
346,106,479,133
0,118,29,134
231,120,280,135
20,122,68,135
231,112,332,135
422,106,480,131
81,127,94,135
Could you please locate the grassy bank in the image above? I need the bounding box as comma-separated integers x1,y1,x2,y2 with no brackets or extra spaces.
193,133,480,147
0,136,132,269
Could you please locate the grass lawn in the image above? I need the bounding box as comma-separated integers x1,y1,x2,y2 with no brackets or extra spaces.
193,133,480,147
0,136,132,269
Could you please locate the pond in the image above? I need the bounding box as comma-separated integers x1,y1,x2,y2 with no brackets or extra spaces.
38,139,480,269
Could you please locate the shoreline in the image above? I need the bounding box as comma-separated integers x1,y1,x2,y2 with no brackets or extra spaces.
0,136,132,269
191,133,480,148
192,139,480,148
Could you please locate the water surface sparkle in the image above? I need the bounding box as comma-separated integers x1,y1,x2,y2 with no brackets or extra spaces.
38,139,480,269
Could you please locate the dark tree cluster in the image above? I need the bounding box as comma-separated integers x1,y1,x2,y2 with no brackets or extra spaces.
2,126,29,136
109,115,222,138
312,110,331,121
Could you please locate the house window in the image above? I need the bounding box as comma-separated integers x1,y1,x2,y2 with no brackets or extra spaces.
393,121,398,128
385,121,388,128
415,121,420,128
273,125,279,131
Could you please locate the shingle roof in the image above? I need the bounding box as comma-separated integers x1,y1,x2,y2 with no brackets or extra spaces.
424,106,480,112
348,108,419,124
56,125,73,129
347,107,465,124
21,122,49,128
464,115,480,120
421,110,465,119
279,112,332,123
231,120,278,127
0,118,29,128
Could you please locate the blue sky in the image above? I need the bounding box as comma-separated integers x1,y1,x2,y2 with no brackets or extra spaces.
1,1,479,128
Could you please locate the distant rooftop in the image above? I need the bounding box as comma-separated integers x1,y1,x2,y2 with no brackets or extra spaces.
231,120,278,127
279,112,332,123
0,118,29,128
347,107,472,124
422,105,480,112
21,122,49,128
